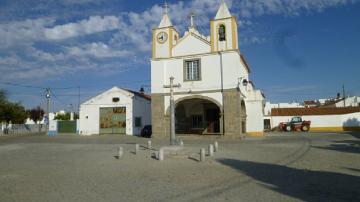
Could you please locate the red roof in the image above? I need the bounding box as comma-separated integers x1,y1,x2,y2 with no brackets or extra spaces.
125,89,151,101
271,107,360,116
304,100,318,105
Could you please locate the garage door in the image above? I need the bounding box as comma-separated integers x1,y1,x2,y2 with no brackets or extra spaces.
99,107,126,134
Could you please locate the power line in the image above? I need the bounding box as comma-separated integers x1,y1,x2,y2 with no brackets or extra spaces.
0,82,46,89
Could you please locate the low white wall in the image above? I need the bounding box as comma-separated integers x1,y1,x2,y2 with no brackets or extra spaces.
246,100,264,133
271,112,360,129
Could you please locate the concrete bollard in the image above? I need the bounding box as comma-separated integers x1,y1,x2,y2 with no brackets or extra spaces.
209,144,214,157
214,141,218,152
159,148,164,161
117,147,124,159
147,140,152,150
200,148,206,162
135,144,139,154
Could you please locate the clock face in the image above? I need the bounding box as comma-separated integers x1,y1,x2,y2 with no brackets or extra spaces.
157,32,168,43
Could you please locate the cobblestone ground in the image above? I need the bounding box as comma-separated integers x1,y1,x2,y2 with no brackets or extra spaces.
0,132,359,202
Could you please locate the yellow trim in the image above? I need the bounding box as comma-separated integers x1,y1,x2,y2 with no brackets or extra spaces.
210,20,215,52
152,29,156,59
169,28,173,58
310,127,360,132
231,17,238,50
247,132,264,137
156,31,168,44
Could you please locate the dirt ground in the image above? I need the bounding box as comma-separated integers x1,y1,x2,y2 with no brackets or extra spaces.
0,132,359,202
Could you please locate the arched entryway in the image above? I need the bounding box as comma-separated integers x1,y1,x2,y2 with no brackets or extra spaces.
173,96,221,135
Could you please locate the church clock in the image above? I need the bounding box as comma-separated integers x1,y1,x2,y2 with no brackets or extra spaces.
157,32,168,43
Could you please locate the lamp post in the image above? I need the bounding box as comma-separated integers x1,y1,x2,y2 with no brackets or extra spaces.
45,88,51,132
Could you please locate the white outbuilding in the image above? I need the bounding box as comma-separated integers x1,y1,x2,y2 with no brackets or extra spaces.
79,87,151,136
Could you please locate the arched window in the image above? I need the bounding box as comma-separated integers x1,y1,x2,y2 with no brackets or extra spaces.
218,25,226,41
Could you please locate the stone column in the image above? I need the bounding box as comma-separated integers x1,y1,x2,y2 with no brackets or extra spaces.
223,89,241,137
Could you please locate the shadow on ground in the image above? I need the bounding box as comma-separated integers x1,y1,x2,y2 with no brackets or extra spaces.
218,159,360,202
313,139,360,154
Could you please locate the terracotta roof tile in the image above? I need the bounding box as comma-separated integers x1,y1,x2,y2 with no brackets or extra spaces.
123,89,151,101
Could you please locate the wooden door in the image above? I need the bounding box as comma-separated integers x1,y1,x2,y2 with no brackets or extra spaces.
99,107,126,134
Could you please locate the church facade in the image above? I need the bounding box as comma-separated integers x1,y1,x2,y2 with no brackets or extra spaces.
151,1,265,137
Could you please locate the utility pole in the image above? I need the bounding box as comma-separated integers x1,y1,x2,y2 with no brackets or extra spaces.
45,88,51,131
78,86,81,116
163,77,181,145
342,84,346,107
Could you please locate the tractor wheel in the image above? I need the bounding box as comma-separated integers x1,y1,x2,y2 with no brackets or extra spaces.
286,125,292,132
302,125,309,132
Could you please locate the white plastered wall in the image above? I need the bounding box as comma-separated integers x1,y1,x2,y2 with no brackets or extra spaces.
245,90,265,133
172,34,210,57
151,51,248,95
270,112,360,129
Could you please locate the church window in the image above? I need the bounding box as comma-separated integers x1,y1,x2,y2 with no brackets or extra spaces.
184,59,201,81
219,25,226,41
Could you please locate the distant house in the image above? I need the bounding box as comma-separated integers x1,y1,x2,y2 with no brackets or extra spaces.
79,87,151,136
304,100,320,108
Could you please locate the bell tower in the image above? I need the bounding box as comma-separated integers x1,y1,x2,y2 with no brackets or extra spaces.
210,0,239,52
152,2,179,59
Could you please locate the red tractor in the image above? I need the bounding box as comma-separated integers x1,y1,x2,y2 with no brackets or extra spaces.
278,117,311,132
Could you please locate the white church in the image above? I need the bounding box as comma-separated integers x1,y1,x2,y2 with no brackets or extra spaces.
151,0,265,137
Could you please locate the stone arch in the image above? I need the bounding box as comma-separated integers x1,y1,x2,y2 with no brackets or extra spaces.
166,95,222,116
166,95,222,135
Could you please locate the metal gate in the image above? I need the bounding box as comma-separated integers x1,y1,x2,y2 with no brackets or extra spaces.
58,121,77,134
99,107,126,134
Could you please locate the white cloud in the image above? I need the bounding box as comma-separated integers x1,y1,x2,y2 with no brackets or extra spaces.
0,18,53,48
67,42,130,58
44,16,122,40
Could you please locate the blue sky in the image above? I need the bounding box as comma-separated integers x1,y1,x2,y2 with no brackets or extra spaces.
0,0,359,112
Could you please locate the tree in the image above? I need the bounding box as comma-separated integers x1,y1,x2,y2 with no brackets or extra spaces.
0,89,8,122
0,89,27,124
26,106,45,123
0,89,6,103
2,102,27,124
54,112,79,121
54,112,71,120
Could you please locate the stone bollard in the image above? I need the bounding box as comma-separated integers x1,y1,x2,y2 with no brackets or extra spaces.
208,144,214,157
180,140,184,147
200,148,206,162
147,140,152,150
159,148,164,161
214,141,218,152
117,147,124,159
135,144,139,154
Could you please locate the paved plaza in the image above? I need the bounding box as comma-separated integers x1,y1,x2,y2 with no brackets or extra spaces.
0,132,359,202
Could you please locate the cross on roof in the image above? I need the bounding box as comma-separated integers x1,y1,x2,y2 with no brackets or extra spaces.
164,2,169,14
189,12,195,28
